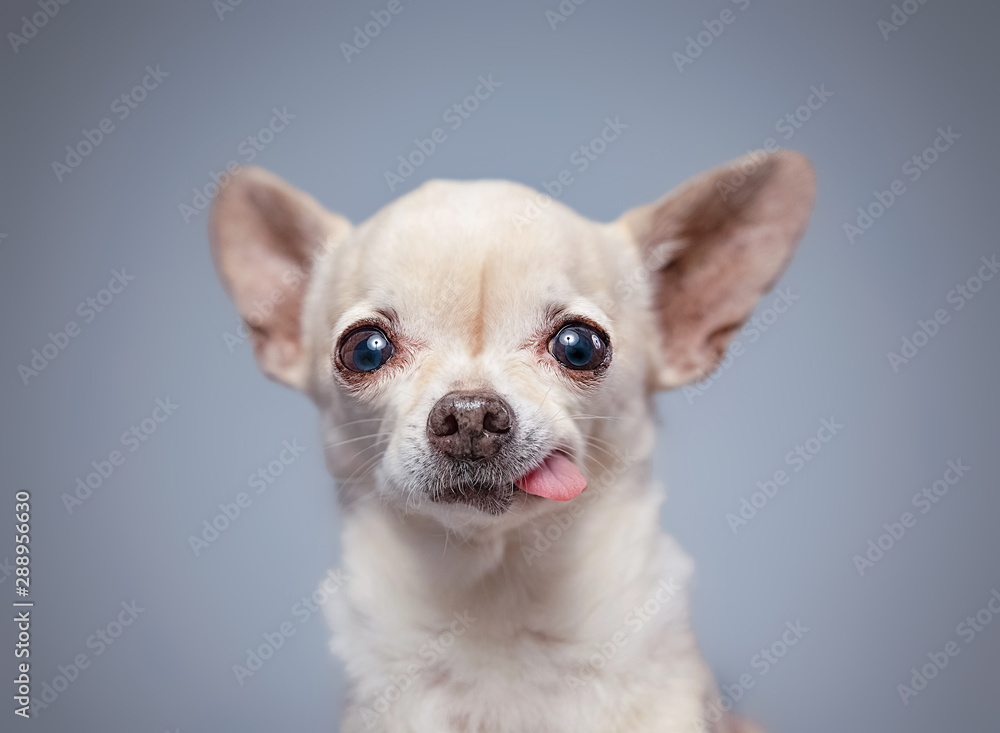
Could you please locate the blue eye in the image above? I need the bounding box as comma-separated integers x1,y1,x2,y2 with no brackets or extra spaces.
340,327,394,372
550,323,608,371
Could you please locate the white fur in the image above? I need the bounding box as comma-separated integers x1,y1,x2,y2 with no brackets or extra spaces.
212,158,815,732
301,181,720,732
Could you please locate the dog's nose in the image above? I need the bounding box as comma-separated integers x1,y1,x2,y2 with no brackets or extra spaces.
426,391,514,461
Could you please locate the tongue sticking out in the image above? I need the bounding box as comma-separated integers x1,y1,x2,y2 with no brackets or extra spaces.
515,453,587,501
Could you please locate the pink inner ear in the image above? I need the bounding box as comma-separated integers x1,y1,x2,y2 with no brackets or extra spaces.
621,151,816,388
209,166,351,387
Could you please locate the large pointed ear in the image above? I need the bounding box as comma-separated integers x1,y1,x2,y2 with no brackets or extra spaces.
209,167,351,389
620,150,816,389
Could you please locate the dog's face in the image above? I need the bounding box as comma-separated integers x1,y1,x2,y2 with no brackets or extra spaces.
210,153,814,529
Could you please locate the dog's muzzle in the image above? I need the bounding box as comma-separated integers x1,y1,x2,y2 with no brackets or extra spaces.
424,391,519,513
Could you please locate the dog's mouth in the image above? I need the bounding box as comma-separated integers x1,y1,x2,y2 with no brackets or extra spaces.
428,450,587,515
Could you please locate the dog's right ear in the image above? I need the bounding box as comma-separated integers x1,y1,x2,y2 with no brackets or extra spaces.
210,167,351,389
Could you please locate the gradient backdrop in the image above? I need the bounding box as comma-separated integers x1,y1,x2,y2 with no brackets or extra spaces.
2,1,998,731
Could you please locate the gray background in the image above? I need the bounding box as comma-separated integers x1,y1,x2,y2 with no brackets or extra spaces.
2,0,998,731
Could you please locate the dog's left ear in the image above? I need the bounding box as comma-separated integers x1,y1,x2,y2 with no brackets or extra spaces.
619,150,816,388
210,167,352,389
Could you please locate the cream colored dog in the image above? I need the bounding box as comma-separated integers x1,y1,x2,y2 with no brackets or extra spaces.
209,151,815,733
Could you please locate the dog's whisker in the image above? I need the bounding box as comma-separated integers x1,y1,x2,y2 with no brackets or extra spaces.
336,445,389,487
580,443,616,477
351,456,387,482
551,413,623,423
325,431,394,449
330,437,391,471
579,433,625,457
525,385,556,425
330,417,390,431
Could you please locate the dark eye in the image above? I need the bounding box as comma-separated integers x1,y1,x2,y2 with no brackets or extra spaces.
550,323,608,371
339,327,394,372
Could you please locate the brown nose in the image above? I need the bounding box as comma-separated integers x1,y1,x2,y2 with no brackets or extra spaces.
426,391,514,461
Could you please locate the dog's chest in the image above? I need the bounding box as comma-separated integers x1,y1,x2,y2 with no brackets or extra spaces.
334,582,710,733
330,496,711,732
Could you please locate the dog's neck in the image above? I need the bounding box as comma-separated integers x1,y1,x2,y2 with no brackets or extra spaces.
325,407,717,732
331,407,692,646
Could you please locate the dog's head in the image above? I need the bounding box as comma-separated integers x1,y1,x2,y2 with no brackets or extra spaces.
210,153,814,528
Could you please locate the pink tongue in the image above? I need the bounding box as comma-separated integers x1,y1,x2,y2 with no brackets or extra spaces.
515,453,587,501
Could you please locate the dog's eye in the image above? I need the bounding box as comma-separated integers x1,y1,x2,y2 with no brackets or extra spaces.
550,323,607,371
340,327,394,372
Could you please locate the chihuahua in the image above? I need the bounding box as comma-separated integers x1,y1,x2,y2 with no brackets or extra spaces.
209,150,815,732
